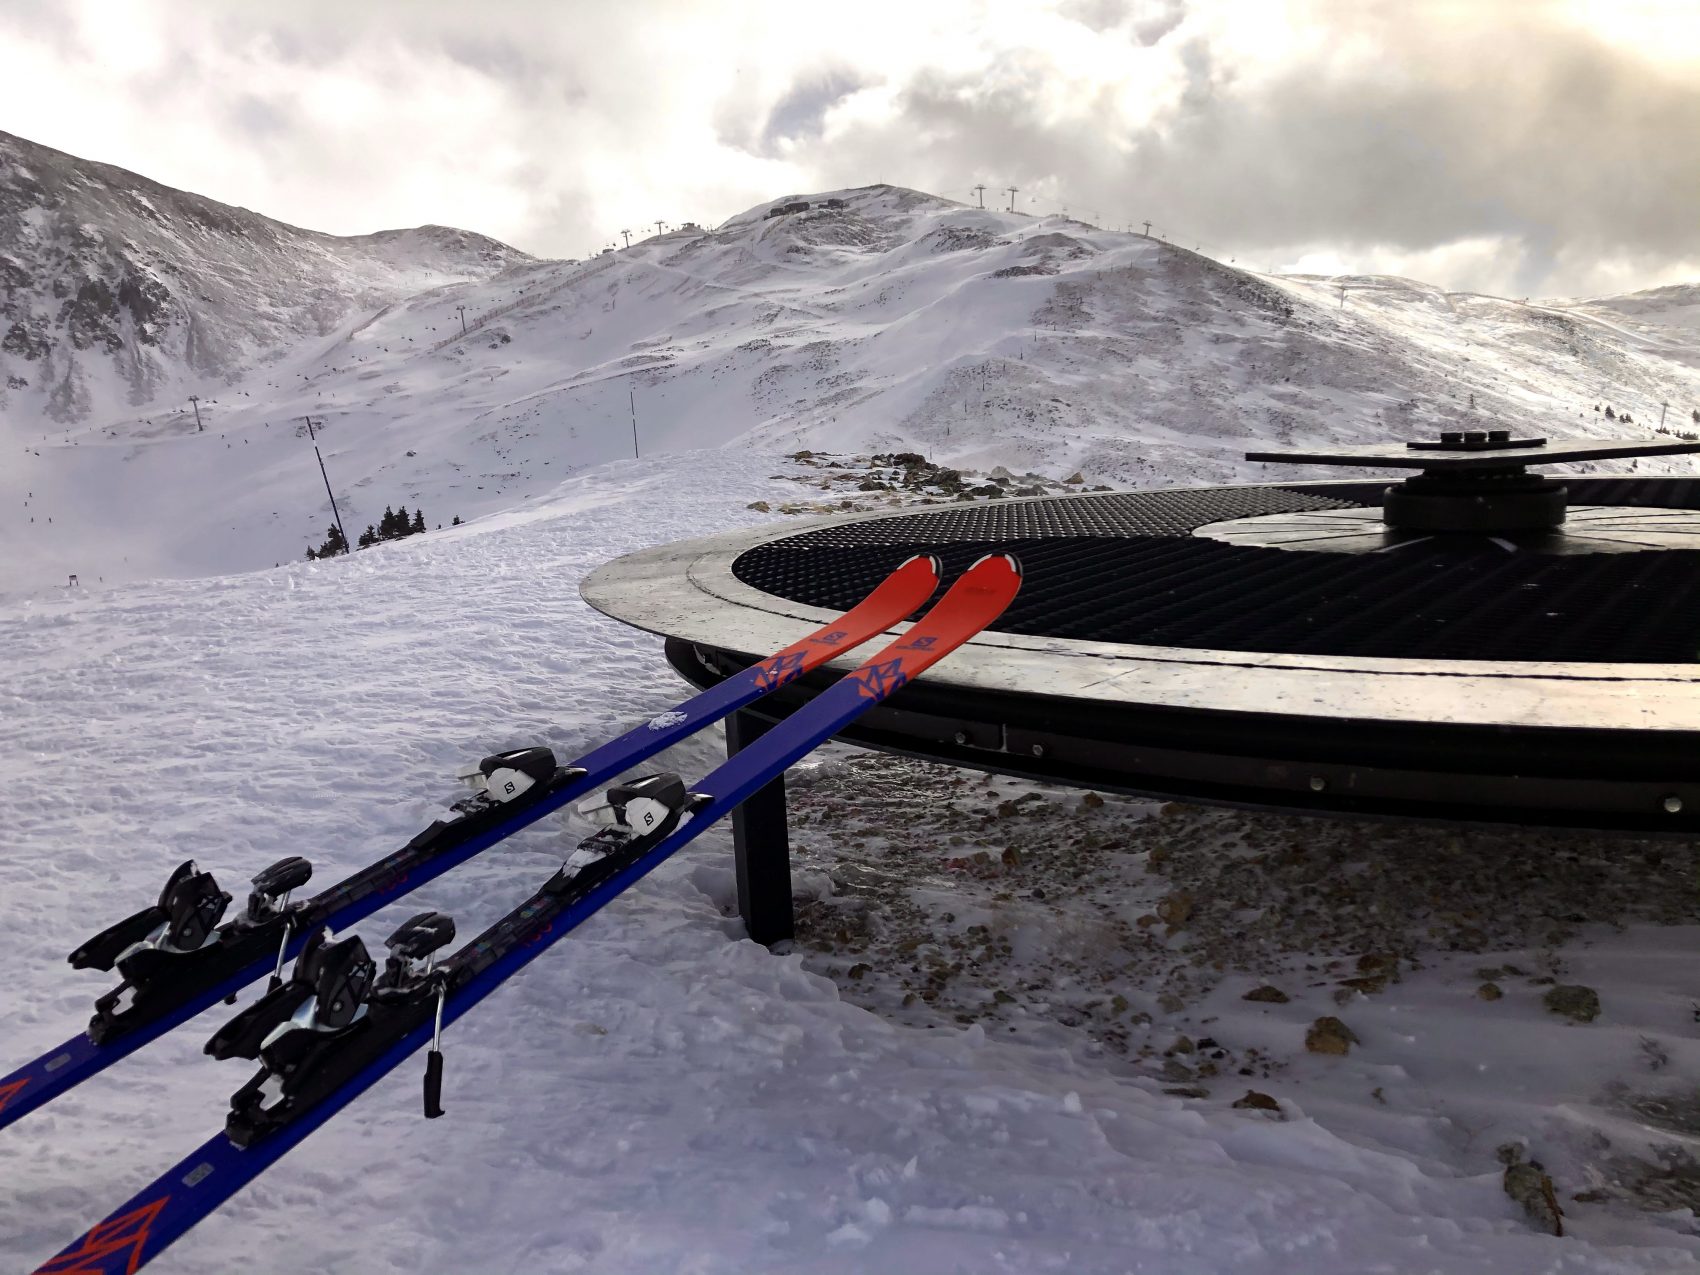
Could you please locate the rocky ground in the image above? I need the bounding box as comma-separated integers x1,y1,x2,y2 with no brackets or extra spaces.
778,739,1700,1237
745,448,1104,518
729,450,1700,1243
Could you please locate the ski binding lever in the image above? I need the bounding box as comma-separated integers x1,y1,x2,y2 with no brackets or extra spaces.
243,856,312,926
373,912,458,1119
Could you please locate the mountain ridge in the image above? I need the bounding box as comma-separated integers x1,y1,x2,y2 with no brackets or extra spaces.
3,139,1700,593
0,128,531,425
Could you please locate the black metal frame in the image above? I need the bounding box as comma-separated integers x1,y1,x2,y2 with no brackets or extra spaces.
672,638,1700,840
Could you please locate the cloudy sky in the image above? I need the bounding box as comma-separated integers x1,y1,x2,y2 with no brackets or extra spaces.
3,0,1697,298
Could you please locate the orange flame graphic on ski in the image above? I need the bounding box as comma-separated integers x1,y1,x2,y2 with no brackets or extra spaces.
0,1076,27,1115
851,657,910,699
37,1196,167,1274
752,650,807,692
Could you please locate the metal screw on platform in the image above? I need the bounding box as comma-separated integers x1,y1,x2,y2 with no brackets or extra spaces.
954,731,968,745
1031,743,1046,758
1663,795,1683,813
1309,776,1327,791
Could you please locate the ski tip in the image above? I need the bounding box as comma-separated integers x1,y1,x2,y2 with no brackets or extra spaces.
966,552,1023,580
897,552,945,580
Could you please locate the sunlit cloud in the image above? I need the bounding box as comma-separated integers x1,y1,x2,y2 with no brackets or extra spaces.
1,0,1695,296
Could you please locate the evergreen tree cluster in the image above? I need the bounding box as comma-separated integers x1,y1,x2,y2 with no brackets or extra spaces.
305,503,457,559
357,504,429,548
304,525,348,560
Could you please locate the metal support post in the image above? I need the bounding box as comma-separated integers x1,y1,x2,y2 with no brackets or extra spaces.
726,709,794,945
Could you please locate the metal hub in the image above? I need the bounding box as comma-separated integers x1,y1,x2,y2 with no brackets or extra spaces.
1246,435,1700,534
1194,505,1700,555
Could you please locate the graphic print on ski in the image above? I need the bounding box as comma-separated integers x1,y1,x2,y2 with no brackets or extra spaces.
0,553,941,1135
32,553,1021,1275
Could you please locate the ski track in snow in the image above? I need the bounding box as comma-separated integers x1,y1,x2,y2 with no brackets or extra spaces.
2,451,1697,1274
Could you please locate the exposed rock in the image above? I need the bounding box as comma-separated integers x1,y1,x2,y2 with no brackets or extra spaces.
1243,985,1290,1004
1501,1147,1565,1236
1233,1090,1282,1113
1155,891,1194,926
1543,985,1601,1023
746,500,771,512
1477,982,1504,1001
1305,1016,1359,1055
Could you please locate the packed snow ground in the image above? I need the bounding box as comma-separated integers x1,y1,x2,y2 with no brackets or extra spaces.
3,450,1697,1274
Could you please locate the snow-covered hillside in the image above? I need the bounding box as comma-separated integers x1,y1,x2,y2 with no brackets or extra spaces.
7,163,1700,595
5,451,1697,1274
0,129,528,426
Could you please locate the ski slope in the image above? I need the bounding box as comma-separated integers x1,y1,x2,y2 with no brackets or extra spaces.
8,181,1700,596
2,450,1696,1274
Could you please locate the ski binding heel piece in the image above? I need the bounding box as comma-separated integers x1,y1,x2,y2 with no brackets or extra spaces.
221,915,450,1146
206,928,375,1061
222,931,378,1144
70,859,232,971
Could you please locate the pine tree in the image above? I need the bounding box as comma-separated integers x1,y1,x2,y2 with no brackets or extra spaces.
358,525,378,548
1605,406,1615,420
411,509,426,535
304,524,348,559
394,506,410,538
452,515,462,526
379,506,397,538
1692,408,1699,425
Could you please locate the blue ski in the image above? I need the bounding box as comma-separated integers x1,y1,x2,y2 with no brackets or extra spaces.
30,553,1020,1275
0,554,941,1134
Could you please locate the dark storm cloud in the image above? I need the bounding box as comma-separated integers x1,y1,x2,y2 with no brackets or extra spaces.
760,70,872,154
792,5,1700,295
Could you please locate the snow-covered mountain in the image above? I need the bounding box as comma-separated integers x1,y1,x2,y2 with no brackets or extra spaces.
4,138,1700,594
0,129,528,424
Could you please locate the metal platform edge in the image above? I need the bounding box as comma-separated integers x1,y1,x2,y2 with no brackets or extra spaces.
579,482,1700,733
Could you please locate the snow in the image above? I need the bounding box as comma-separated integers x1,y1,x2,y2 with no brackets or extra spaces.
7,179,1700,597
3,450,1697,1274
